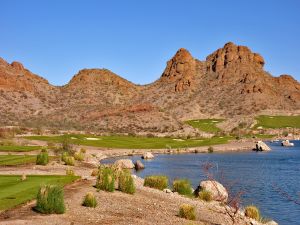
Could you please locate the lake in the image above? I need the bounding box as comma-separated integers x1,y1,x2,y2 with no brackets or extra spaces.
102,140,300,225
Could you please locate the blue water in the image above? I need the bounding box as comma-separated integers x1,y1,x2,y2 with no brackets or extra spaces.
102,141,300,225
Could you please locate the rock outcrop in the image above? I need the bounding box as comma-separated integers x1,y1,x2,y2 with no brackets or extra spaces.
161,48,196,92
142,152,154,160
134,160,145,170
198,180,228,202
255,141,271,151
114,159,135,169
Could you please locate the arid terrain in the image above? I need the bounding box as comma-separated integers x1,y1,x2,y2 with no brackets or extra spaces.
1,42,299,134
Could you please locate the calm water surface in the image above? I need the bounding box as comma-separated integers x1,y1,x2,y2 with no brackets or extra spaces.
102,141,300,225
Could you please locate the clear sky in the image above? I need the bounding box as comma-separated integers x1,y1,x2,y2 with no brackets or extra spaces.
1,0,300,85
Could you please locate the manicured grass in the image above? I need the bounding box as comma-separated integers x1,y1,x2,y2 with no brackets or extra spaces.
25,134,232,149
0,145,41,152
0,155,37,166
254,115,300,129
185,119,224,133
0,175,79,211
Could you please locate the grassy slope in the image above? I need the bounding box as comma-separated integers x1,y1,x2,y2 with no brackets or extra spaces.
254,115,300,129
0,145,41,152
26,134,232,149
0,155,37,166
185,119,224,133
0,175,79,210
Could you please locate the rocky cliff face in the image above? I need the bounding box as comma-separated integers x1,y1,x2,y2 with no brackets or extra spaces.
0,42,299,133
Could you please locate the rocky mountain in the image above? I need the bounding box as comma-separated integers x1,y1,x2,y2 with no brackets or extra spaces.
0,42,299,134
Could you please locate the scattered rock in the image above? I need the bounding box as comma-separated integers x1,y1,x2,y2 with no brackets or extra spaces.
255,141,271,151
142,152,154,159
135,160,145,170
114,159,135,169
163,188,172,193
197,180,228,202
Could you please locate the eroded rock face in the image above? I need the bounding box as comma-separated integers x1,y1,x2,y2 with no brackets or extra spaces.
161,48,196,92
206,42,265,74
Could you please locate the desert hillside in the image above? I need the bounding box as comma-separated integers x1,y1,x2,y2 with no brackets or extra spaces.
0,42,299,133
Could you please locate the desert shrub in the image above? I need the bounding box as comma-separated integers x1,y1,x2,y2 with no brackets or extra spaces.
61,152,75,166
66,168,75,176
91,169,99,176
144,175,168,190
245,205,260,221
61,137,75,155
198,190,212,202
173,179,193,196
80,148,86,153
118,170,135,194
82,192,97,208
36,150,49,165
74,151,85,161
35,185,65,214
179,204,196,220
96,166,115,192
208,146,214,153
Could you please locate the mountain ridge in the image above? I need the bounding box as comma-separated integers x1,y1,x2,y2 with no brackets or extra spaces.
1,42,299,134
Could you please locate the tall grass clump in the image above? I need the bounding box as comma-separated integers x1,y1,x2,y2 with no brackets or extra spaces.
179,204,196,220
118,170,135,194
144,175,168,190
74,151,85,161
82,192,97,208
36,149,49,165
173,179,193,196
61,152,75,166
96,166,115,192
245,205,260,221
35,185,65,214
198,190,212,202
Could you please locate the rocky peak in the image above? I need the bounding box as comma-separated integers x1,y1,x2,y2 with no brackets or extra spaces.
11,61,25,71
206,42,265,73
161,48,196,92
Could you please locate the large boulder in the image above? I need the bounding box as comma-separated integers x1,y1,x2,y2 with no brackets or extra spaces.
255,141,271,151
114,159,134,169
142,152,154,159
135,160,145,170
198,180,228,202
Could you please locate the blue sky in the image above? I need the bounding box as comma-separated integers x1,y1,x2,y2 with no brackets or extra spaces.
1,0,300,85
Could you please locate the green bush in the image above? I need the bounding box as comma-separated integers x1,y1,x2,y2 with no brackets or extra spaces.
35,185,65,214
74,151,85,161
179,204,196,220
61,152,75,166
82,192,97,208
245,205,260,221
144,175,168,190
66,168,75,176
173,179,193,196
96,167,115,192
36,150,49,165
198,190,212,202
118,170,135,194
208,146,214,153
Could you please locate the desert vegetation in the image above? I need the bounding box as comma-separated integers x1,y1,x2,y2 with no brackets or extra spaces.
179,203,196,220
144,175,168,190
172,179,193,196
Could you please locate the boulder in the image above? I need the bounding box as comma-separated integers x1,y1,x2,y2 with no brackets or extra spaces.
163,188,172,193
265,221,278,225
198,180,228,202
114,159,134,169
135,160,145,170
255,141,271,151
142,152,154,159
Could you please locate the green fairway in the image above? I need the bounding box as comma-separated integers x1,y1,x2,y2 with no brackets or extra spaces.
254,115,300,129
185,119,224,133
0,175,79,211
0,145,41,152
25,134,232,149
0,155,38,166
